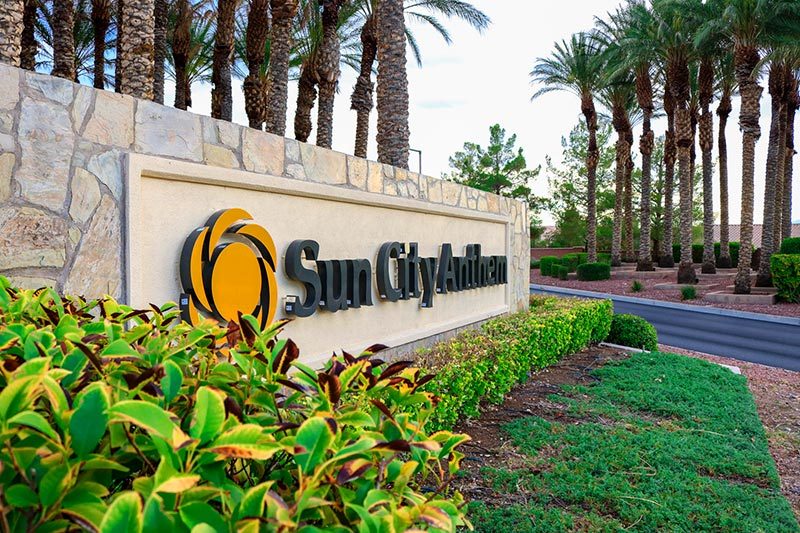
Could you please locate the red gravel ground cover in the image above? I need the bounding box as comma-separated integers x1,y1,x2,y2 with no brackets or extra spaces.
531,268,800,318
664,344,800,519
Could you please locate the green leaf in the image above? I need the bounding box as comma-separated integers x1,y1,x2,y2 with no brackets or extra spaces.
143,494,177,531
62,501,106,532
82,457,129,472
5,484,39,507
337,411,375,428
161,360,183,404
236,482,273,520
0,374,43,420
70,383,110,458
179,501,227,532
101,339,140,358
190,387,226,444
208,424,281,460
39,463,70,507
108,401,192,449
294,417,335,474
100,492,143,533
8,410,60,441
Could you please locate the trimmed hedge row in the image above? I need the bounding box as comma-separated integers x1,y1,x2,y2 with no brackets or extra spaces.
771,254,800,303
577,262,611,281
780,238,800,255
672,242,758,269
418,297,613,430
539,256,560,276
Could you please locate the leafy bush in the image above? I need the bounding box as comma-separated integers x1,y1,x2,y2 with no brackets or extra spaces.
630,280,643,293
597,253,612,265
681,285,697,300
771,254,800,303
560,254,582,273
576,252,589,264
419,297,613,430
779,238,800,255
530,259,540,269
672,244,704,264
556,266,570,280
539,256,560,276
715,242,741,267
0,277,469,531
605,314,658,351
577,262,611,281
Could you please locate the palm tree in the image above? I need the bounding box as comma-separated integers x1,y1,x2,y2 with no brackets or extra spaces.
264,0,299,135
92,0,113,88
242,0,270,129
349,0,489,158
211,0,237,121
376,0,409,168
21,0,37,69
52,0,76,79
153,0,168,103
532,33,605,263
784,73,798,239
698,56,716,274
716,52,736,267
0,0,24,67
119,0,155,98
168,1,214,110
314,0,344,148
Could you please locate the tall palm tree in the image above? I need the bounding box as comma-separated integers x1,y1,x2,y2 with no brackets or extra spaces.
21,0,37,69
698,56,716,274
171,0,193,109
153,0,168,103
314,0,344,148
532,33,605,263
349,0,489,158
0,0,24,67
92,0,113,88
784,73,798,239
243,0,270,129
376,0,409,168
52,0,76,79
168,1,214,110
211,0,237,121
264,0,299,135
119,0,155,98
715,52,736,267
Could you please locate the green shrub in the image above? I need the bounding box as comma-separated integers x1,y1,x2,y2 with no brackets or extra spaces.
577,262,611,281
539,256,560,276
0,277,469,531
681,285,697,300
771,254,800,303
556,266,570,280
576,252,589,264
715,242,741,267
630,280,643,293
560,254,582,273
780,238,800,255
597,253,612,265
420,297,613,430
672,243,704,264
530,258,540,269
605,314,658,351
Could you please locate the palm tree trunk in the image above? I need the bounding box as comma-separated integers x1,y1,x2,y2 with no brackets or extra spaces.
376,0,409,169
611,135,626,267
20,0,37,70
716,91,732,267
351,16,377,159
92,0,111,89
315,0,343,149
623,130,635,263
583,94,599,263
756,63,785,287
119,0,155,99
114,0,122,93
172,0,190,110
733,46,762,295
211,0,236,121
294,61,318,142
772,69,791,251
0,0,24,67
152,0,167,104
52,0,76,79
660,89,676,268
244,0,270,129
265,0,299,136
699,59,715,274
784,77,798,240
676,105,696,284
636,65,654,272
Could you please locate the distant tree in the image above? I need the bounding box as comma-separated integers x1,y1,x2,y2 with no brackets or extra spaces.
446,124,542,208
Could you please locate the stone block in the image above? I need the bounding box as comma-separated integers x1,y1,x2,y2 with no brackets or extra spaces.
367,161,383,193
0,65,19,110
87,149,124,200
25,70,73,105
347,156,368,189
69,168,101,224
204,143,238,168
705,291,777,305
64,195,122,298
17,98,73,210
242,129,284,176
427,177,442,203
217,119,241,149
71,85,94,132
135,100,203,161
300,143,346,185
0,206,68,269
0,153,14,201
7,275,58,290
84,91,135,147
442,181,461,206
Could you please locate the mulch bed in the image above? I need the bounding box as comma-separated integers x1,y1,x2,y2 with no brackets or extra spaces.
531,269,800,318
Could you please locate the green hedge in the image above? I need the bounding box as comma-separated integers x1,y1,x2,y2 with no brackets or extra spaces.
715,242,741,267
539,256,560,276
779,238,800,255
577,262,611,281
606,314,658,352
556,265,570,280
672,242,758,268
771,254,800,303
419,297,613,430
672,243,705,264
530,258,540,269
560,254,582,272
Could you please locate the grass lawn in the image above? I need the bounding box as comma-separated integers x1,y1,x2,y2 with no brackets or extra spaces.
467,352,799,532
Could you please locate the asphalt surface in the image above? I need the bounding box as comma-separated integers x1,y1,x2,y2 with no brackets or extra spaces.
531,284,800,371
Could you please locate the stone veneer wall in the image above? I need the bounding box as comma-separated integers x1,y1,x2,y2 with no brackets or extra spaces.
0,63,530,312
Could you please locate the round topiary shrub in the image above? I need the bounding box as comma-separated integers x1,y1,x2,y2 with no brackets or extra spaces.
577,262,611,281
539,256,560,276
606,314,658,351
556,265,570,280
771,254,800,302
779,237,800,255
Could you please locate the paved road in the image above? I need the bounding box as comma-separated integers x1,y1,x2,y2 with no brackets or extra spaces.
531,284,800,371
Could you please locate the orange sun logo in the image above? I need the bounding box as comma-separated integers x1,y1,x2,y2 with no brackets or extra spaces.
180,208,278,329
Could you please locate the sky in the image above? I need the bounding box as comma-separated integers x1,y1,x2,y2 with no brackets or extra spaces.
171,0,798,226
